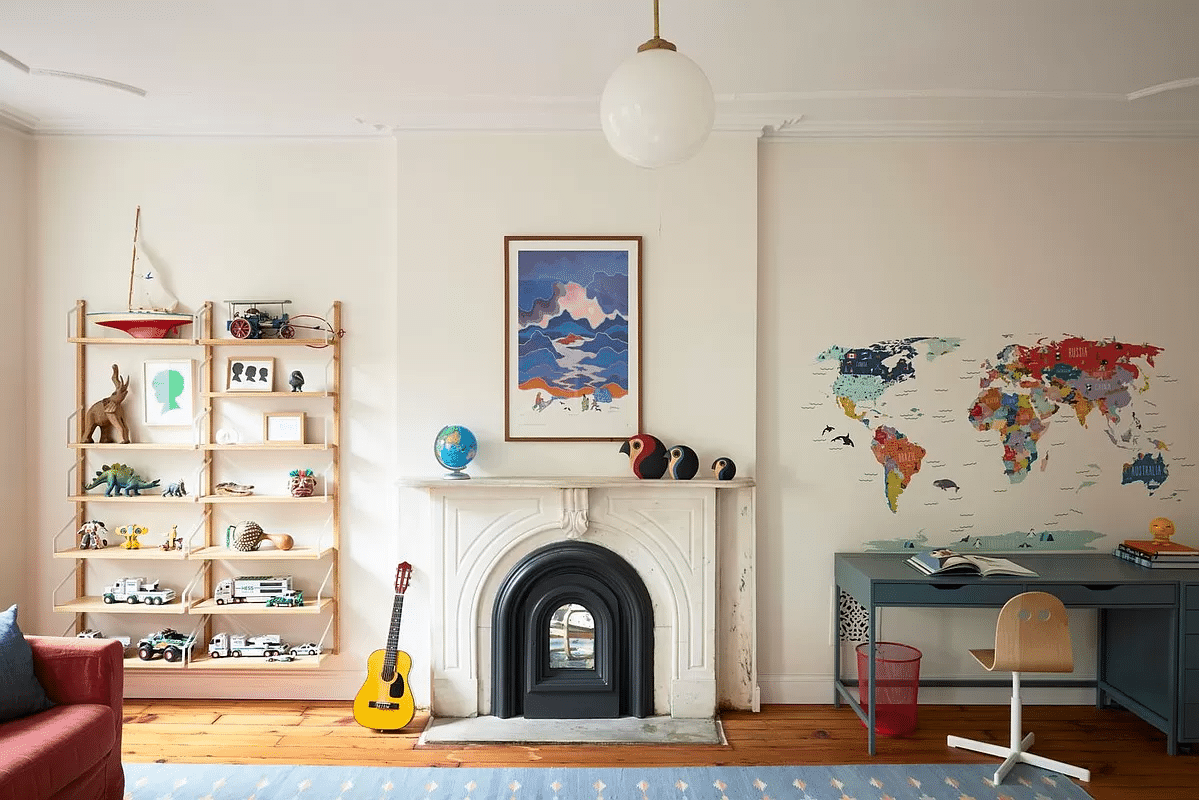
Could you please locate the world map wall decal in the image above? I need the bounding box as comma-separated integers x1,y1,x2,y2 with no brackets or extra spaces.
809,334,1192,552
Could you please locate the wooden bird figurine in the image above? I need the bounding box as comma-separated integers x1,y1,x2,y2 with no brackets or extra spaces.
619,434,669,479
711,457,737,481
667,445,699,480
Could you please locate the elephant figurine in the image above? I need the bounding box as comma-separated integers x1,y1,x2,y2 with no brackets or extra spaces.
83,364,131,444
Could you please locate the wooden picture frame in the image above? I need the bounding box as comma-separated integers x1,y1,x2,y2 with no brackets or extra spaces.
226,356,275,392
143,360,194,426
504,235,642,441
263,412,305,445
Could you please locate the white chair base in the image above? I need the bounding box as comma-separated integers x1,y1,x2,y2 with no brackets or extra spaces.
947,672,1090,785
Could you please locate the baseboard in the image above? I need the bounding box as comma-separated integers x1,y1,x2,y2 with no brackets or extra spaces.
757,673,1095,706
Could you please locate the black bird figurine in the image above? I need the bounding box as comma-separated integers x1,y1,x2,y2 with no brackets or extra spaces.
289,370,305,392
667,445,699,480
711,457,737,481
619,434,669,479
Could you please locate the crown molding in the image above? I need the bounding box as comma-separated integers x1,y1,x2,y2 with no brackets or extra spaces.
0,105,35,134
760,120,1199,140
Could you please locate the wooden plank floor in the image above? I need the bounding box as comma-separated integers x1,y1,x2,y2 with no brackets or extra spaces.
122,702,1196,800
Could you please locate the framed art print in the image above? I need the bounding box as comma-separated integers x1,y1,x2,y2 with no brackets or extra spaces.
263,412,305,445
504,235,642,441
226,356,275,392
143,360,194,426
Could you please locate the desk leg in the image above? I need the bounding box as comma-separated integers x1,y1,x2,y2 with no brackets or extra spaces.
1096,607,1106,709
833,585,841,707
868,602,877,756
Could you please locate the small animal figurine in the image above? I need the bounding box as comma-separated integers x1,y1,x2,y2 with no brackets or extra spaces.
289,370,305,392
667,445,699,480
117,524,147,550
226,521,294,552
83,364,132,444
160,525,183,552
618,434,669,479
77,520,110,550
711,457,737,481
85,463,160,496
163,479,187,497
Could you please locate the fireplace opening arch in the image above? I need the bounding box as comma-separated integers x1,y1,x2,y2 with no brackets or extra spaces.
491,540,654,719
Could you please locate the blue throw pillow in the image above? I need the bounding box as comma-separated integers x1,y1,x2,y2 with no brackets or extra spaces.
0,604,54,722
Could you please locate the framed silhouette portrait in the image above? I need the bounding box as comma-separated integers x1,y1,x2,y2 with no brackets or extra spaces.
143,360,194,426
226,357,275,392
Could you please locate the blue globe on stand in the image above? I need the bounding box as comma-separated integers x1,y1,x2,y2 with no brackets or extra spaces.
434,425,478,480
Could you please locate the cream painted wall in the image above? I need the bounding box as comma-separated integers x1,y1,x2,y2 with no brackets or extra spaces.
0,127,30,611
757,140,1199,703
23,134,1197,707
30,138,397,698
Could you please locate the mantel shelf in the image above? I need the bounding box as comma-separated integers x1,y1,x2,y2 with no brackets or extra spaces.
397,476,755,490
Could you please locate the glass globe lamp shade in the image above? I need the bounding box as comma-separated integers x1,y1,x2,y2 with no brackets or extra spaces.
601,47,714,168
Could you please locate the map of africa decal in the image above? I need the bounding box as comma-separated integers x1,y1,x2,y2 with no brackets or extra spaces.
810,334,1191,551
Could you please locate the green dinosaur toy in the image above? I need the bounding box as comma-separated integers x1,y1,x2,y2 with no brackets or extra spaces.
85,463,161,497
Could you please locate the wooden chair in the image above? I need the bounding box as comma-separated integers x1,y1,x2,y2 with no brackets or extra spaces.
946,591,1090,784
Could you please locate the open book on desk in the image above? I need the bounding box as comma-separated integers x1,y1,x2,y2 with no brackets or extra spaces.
906,549,1038,577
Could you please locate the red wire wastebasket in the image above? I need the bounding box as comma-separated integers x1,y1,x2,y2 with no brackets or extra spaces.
856,641,922,736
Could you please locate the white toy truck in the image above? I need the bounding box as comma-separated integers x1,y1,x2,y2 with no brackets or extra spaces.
207,632,289,658
213,575,295,605
102,577,176,605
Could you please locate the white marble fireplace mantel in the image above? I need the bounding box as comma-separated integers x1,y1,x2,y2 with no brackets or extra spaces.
398,476,759,720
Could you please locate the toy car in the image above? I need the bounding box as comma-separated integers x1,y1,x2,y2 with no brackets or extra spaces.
265,590,304,608
137,628,196,662
266,654,296,663
287,641,320,657
225,300,294,340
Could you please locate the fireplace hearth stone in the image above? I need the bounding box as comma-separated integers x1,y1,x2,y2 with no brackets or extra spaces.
418,715,725,746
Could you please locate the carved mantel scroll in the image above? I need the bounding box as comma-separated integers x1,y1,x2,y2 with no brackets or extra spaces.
561,487,589,538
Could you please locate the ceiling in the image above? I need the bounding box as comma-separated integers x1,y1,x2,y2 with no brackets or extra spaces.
2,1,1198,138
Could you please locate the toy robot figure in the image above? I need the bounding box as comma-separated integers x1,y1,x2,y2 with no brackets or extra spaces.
78,520,110,550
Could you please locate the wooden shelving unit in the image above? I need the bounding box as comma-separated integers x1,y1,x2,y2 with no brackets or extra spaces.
60,299,342,670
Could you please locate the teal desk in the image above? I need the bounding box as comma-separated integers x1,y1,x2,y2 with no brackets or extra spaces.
834,552,1199,755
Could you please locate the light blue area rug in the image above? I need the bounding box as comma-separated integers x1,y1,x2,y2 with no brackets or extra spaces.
123,762,1094,799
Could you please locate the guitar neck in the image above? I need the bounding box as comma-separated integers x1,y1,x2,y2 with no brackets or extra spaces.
382,592,404,671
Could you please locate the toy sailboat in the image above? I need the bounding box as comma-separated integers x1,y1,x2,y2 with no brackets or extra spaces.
87,207,194,339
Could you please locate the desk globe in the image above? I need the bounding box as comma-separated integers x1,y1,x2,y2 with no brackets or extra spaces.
434,425,478,480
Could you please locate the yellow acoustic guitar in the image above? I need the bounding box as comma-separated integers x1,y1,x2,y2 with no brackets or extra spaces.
353,561,415,731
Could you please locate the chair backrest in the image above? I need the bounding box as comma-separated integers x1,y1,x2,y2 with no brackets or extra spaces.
990,591,1073,673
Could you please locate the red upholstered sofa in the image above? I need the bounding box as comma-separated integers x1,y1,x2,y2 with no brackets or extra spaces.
0,637,124,800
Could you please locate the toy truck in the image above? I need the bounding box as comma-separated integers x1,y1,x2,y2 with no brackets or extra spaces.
213,575,294,605
137,628,196,662
207,632,289,658
102,577,176,606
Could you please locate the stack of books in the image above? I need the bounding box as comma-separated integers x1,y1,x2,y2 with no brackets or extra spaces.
1113,537,1199,568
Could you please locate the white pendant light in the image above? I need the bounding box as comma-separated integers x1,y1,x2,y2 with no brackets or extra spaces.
600,0,714,168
